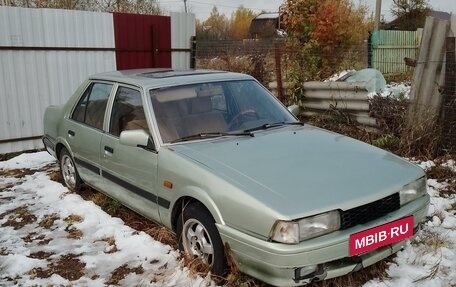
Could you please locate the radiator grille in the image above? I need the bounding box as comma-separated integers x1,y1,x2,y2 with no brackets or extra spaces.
341,193,400,230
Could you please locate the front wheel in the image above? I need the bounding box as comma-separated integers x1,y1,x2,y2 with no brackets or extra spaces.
59,148,82,191
177,203,227,276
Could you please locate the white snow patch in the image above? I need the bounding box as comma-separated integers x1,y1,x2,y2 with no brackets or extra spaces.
0,153,214,287
0,151,55,170
417,160,437,171
380,82,411,99
325,70,354,81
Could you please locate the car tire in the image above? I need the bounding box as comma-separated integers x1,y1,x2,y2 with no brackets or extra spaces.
177,202,227,276
59,148,82,191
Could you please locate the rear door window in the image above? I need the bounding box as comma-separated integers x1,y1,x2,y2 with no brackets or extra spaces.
71,82,113,130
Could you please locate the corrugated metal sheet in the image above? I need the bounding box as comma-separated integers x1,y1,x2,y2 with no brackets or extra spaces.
301,81,376,127
0,6,116,154
113,13,171,69
269,81,376,127
171,12,196,69
371,30,421,74
441,16,456,153
409,17,450,124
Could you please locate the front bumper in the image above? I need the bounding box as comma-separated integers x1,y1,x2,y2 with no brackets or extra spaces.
218,194,430,287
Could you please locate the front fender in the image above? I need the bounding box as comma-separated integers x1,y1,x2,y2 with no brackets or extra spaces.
161,184,225,230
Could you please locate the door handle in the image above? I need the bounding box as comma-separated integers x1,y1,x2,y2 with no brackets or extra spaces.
68,130,75,137
104,146,114,156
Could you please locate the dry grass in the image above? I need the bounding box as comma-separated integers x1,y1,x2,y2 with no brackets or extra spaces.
28,251,55,260
144,226,176,247
48,170,61,182
0,206,37,230
1,247,11,256
384,71,413,83
424,156,456,197
307,260,390,287
22,232,49,244
29,254,86,281
180,255,212,278
426,165,456,181
72,186,179,248
219,258,391,287
368,94,438,158
399,112,442,159
0,168,37,178
306,94,450,160
64,214,83,224
66,227,83,240
91,192,108,206
106,264,144,285
369,95,409,138
38,213,60,229
413,259,442,283
419,232,447,254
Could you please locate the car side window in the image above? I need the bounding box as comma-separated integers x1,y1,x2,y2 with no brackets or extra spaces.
71,82,112,130
109,86,147,137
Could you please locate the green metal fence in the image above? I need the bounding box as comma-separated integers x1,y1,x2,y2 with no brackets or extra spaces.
368,29,422,74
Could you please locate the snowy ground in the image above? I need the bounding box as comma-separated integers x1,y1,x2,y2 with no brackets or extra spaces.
364,160,456,287
0,152,213,287
0,152,455,287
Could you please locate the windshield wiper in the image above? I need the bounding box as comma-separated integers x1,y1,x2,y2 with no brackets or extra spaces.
171,131,253,143
243,121,303,133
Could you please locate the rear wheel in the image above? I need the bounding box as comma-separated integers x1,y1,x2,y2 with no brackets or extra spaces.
59,148,82,191
177,202,227,276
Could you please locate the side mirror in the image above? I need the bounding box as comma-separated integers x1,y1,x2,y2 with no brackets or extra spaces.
288,104,300,117
119,129,156,151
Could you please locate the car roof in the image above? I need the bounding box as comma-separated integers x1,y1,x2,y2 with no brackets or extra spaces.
89,69,254,89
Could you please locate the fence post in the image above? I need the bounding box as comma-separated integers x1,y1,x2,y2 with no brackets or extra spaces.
190,36,196,69
367,32,373,68
274,43,284,102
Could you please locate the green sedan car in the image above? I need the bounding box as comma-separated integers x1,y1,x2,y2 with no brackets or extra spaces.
43,69,429,286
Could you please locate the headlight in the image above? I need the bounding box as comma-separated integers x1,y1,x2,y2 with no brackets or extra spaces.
298,210,340,241
270,210,340,244
270,221,299,244
400,176,427,205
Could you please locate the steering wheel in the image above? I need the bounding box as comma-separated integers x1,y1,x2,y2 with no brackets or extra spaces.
228,109,259,130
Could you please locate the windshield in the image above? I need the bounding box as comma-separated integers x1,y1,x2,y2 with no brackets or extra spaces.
149,80,297,143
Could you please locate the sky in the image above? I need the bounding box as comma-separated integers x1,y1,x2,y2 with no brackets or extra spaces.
156,0,456,21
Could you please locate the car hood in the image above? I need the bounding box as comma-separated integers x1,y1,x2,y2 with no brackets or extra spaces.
170,125,424,219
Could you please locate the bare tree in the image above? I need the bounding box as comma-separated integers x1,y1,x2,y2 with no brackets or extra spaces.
390,0,431,30
1,0,163,15
98,0,162,14
1,0,32,6
391,0,430,17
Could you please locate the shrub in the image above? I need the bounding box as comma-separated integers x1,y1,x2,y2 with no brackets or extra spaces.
282,0,373,103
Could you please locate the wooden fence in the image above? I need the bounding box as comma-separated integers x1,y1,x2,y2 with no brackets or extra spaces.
368,29,422,75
